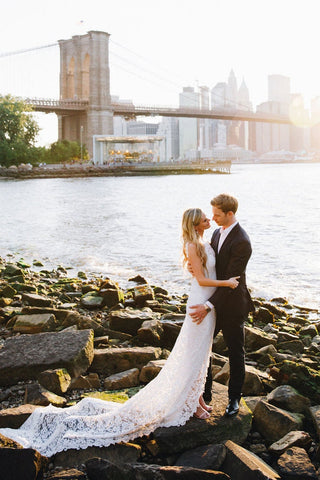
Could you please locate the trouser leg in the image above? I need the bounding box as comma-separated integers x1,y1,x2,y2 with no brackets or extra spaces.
203,355,213,402
221,318,245,400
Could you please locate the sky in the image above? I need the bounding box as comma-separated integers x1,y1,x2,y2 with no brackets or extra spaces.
1,0,320,145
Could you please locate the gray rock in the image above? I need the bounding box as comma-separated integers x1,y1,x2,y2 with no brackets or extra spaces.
254,400,304,442
0,329,94,385
242,396,267,414
69,373,100,390
137,319,164,346
133,284,155,306
85,458,229,480
277,339,305,354
269,430,312,455
276,446,317,479
109,308,158,335
0,404,40,428
160,320,181,349
267,385,310,413
0,448,48,480
139,359,166,383
12,313,59,333
255,307,274,323
299,324,318,338
244,326,277,352
90,346,161,375
100,287,124,308
22,293,53,307
53,442,141,469
103,368,140,390
222,440,280,480
38,368,72,395
309,404,320,438
80,292,104,309
175,443,226,470
24,383,67,407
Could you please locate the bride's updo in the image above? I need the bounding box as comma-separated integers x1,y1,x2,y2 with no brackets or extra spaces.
182,208,208,271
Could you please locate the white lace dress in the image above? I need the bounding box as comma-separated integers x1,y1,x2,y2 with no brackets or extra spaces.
0,243,216,457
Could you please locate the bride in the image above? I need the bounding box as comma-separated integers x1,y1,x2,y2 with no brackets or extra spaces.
0,208,239,457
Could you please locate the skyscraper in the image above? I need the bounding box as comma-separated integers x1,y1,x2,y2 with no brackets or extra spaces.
178,87,199,158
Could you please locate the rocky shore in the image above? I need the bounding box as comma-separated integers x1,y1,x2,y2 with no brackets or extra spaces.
0,257,320,480
0,162,230,180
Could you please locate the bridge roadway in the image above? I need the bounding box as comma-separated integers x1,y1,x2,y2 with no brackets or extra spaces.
24,98,293,125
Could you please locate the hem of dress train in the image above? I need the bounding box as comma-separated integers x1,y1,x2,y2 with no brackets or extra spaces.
29,406,201,457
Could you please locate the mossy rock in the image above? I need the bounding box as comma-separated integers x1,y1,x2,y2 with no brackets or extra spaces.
277,360,320,402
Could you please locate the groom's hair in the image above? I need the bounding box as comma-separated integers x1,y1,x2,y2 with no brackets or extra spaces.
211,193,238,214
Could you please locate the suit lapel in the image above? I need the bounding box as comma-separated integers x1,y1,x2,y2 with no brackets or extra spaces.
211,228,221,254
218,223,240,254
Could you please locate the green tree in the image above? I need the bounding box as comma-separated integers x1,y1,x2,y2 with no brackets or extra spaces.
44,140,88,164
0,95,40,167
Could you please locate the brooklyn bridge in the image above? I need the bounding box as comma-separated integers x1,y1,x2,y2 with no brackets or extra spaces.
1,30,307,159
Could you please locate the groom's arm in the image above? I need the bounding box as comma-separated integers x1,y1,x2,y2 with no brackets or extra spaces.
208,239,252,311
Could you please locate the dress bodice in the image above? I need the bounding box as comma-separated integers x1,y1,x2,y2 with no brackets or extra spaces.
188,242,216,305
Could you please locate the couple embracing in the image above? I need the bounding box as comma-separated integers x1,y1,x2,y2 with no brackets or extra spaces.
0,193,254,457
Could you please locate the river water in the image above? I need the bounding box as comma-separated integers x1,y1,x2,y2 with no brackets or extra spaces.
0,163,319,309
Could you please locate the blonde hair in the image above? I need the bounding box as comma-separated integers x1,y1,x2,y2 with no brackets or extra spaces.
181,208,207,271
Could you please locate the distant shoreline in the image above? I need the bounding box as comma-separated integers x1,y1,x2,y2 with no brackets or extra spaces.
0,159,319,180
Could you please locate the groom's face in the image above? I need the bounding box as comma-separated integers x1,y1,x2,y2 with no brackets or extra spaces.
212,206,229,227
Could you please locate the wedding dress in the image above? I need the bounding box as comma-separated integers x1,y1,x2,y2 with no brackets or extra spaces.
0,243,216,457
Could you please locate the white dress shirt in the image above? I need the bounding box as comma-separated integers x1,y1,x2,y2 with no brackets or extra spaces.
205,221,238,310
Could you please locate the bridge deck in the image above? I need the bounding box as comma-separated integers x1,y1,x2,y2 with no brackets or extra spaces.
23,98,297,125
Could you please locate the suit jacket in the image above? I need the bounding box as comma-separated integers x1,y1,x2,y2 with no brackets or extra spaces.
208,223,255,319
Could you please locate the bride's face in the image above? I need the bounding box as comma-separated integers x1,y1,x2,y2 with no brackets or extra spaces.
196,213,211,234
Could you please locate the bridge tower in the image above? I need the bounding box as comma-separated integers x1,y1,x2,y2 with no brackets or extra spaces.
58,31,113,156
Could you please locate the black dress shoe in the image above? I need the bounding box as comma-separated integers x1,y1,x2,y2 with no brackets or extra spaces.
225,398,240,416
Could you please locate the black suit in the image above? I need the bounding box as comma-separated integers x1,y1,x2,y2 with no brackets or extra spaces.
204,223,254,401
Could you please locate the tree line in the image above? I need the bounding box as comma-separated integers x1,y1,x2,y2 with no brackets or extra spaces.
0,95,88,167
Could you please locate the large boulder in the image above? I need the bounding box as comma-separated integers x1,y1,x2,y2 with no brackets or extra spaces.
244,326,277,352
269,430,312,455
109,308,159,335
53,442,141,469
12,313,59,333
85,458,229,480
253,400,304,442
0,329,94,385
267,385,310,413
103,368,140,390
24,383,67,407
0,448,48,480
137,319,164,346
38,368,72,395
276,446,318,479
0,405,40,428
222,440,280,480
90,346,161,375
139,359,166,383
175,443,226,470
21,293,53,307
152,382,252,456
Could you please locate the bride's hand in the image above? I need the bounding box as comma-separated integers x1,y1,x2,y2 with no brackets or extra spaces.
227,276,240,289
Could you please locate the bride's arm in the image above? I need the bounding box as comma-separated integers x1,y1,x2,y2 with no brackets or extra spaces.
188,244,239,288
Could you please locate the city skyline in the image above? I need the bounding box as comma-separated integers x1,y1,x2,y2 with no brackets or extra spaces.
1,0,320,145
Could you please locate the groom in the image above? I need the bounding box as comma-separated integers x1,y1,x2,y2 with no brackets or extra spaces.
190,193,254,416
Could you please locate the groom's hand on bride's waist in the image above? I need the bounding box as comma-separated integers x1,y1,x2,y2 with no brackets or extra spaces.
190,304,208,324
